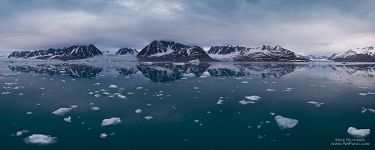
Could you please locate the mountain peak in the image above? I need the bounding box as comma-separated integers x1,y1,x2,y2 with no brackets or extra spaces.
8,44,102,60
116,48,138,55
137,40,213,61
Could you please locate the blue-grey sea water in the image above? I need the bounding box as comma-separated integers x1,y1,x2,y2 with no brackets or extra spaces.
0,61,374,150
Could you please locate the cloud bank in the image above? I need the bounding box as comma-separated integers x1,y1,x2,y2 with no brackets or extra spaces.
0,0,374,55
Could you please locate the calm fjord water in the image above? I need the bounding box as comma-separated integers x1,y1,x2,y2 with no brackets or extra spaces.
0,62,374,150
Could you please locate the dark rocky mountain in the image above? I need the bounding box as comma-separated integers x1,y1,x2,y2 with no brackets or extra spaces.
328,46,375,62
208,45,309,62
7,44,102,60
137,40,213,61
116,48,138,55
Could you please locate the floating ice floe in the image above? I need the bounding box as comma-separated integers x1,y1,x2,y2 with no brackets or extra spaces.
108,85,118,88
100,133,108,139
241,81,249,84
361,107,368,113
283,87,294,92
216,99,224,105
24,134,57,145
101,117,122,127
136,87,143,90
361,107,375,113
117,94,126,99
52,108,72,116
135,109,142,113
368,92,375,95
26,112,33,115
144,116,153,120
239,100,256,105
270,112,275,116
266,89,276,92
358,93,368,96
347,127,370,138
274,115,299,129
245,95,261,101
307,101,324,107
64,116,71,123
91,107,100,111
16,130,29,136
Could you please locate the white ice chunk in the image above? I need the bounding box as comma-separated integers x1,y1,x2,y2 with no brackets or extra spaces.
239,100,256,105
16,130,29,136
52,108,72,116
64,116,71,123
347,127,370,138
245,95,261,101
266,89,276,92
144,116,153,120
216,99,224,105
307,101,324,107
101,117,122,127
100,133,108,139
274,115,299,129
135,109,142,113
24,134,57,145
109,85,118,88
91,107,100,111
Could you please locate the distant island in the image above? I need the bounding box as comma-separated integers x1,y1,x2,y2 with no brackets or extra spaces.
6,40,375,62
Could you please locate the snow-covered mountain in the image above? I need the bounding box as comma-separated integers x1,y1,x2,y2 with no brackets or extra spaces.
208,45,308,62
7,45,102,60
328,46,375,62
116,48,138,55
137,40,213,61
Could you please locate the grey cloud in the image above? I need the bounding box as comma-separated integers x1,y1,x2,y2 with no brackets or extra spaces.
0,0,374,55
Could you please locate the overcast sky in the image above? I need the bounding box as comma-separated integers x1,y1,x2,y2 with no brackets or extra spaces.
0,0,374,55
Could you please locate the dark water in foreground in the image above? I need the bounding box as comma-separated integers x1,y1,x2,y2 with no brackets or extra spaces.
0,62,374,150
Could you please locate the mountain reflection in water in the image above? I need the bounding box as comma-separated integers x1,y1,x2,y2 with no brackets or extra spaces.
7,62,375,82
